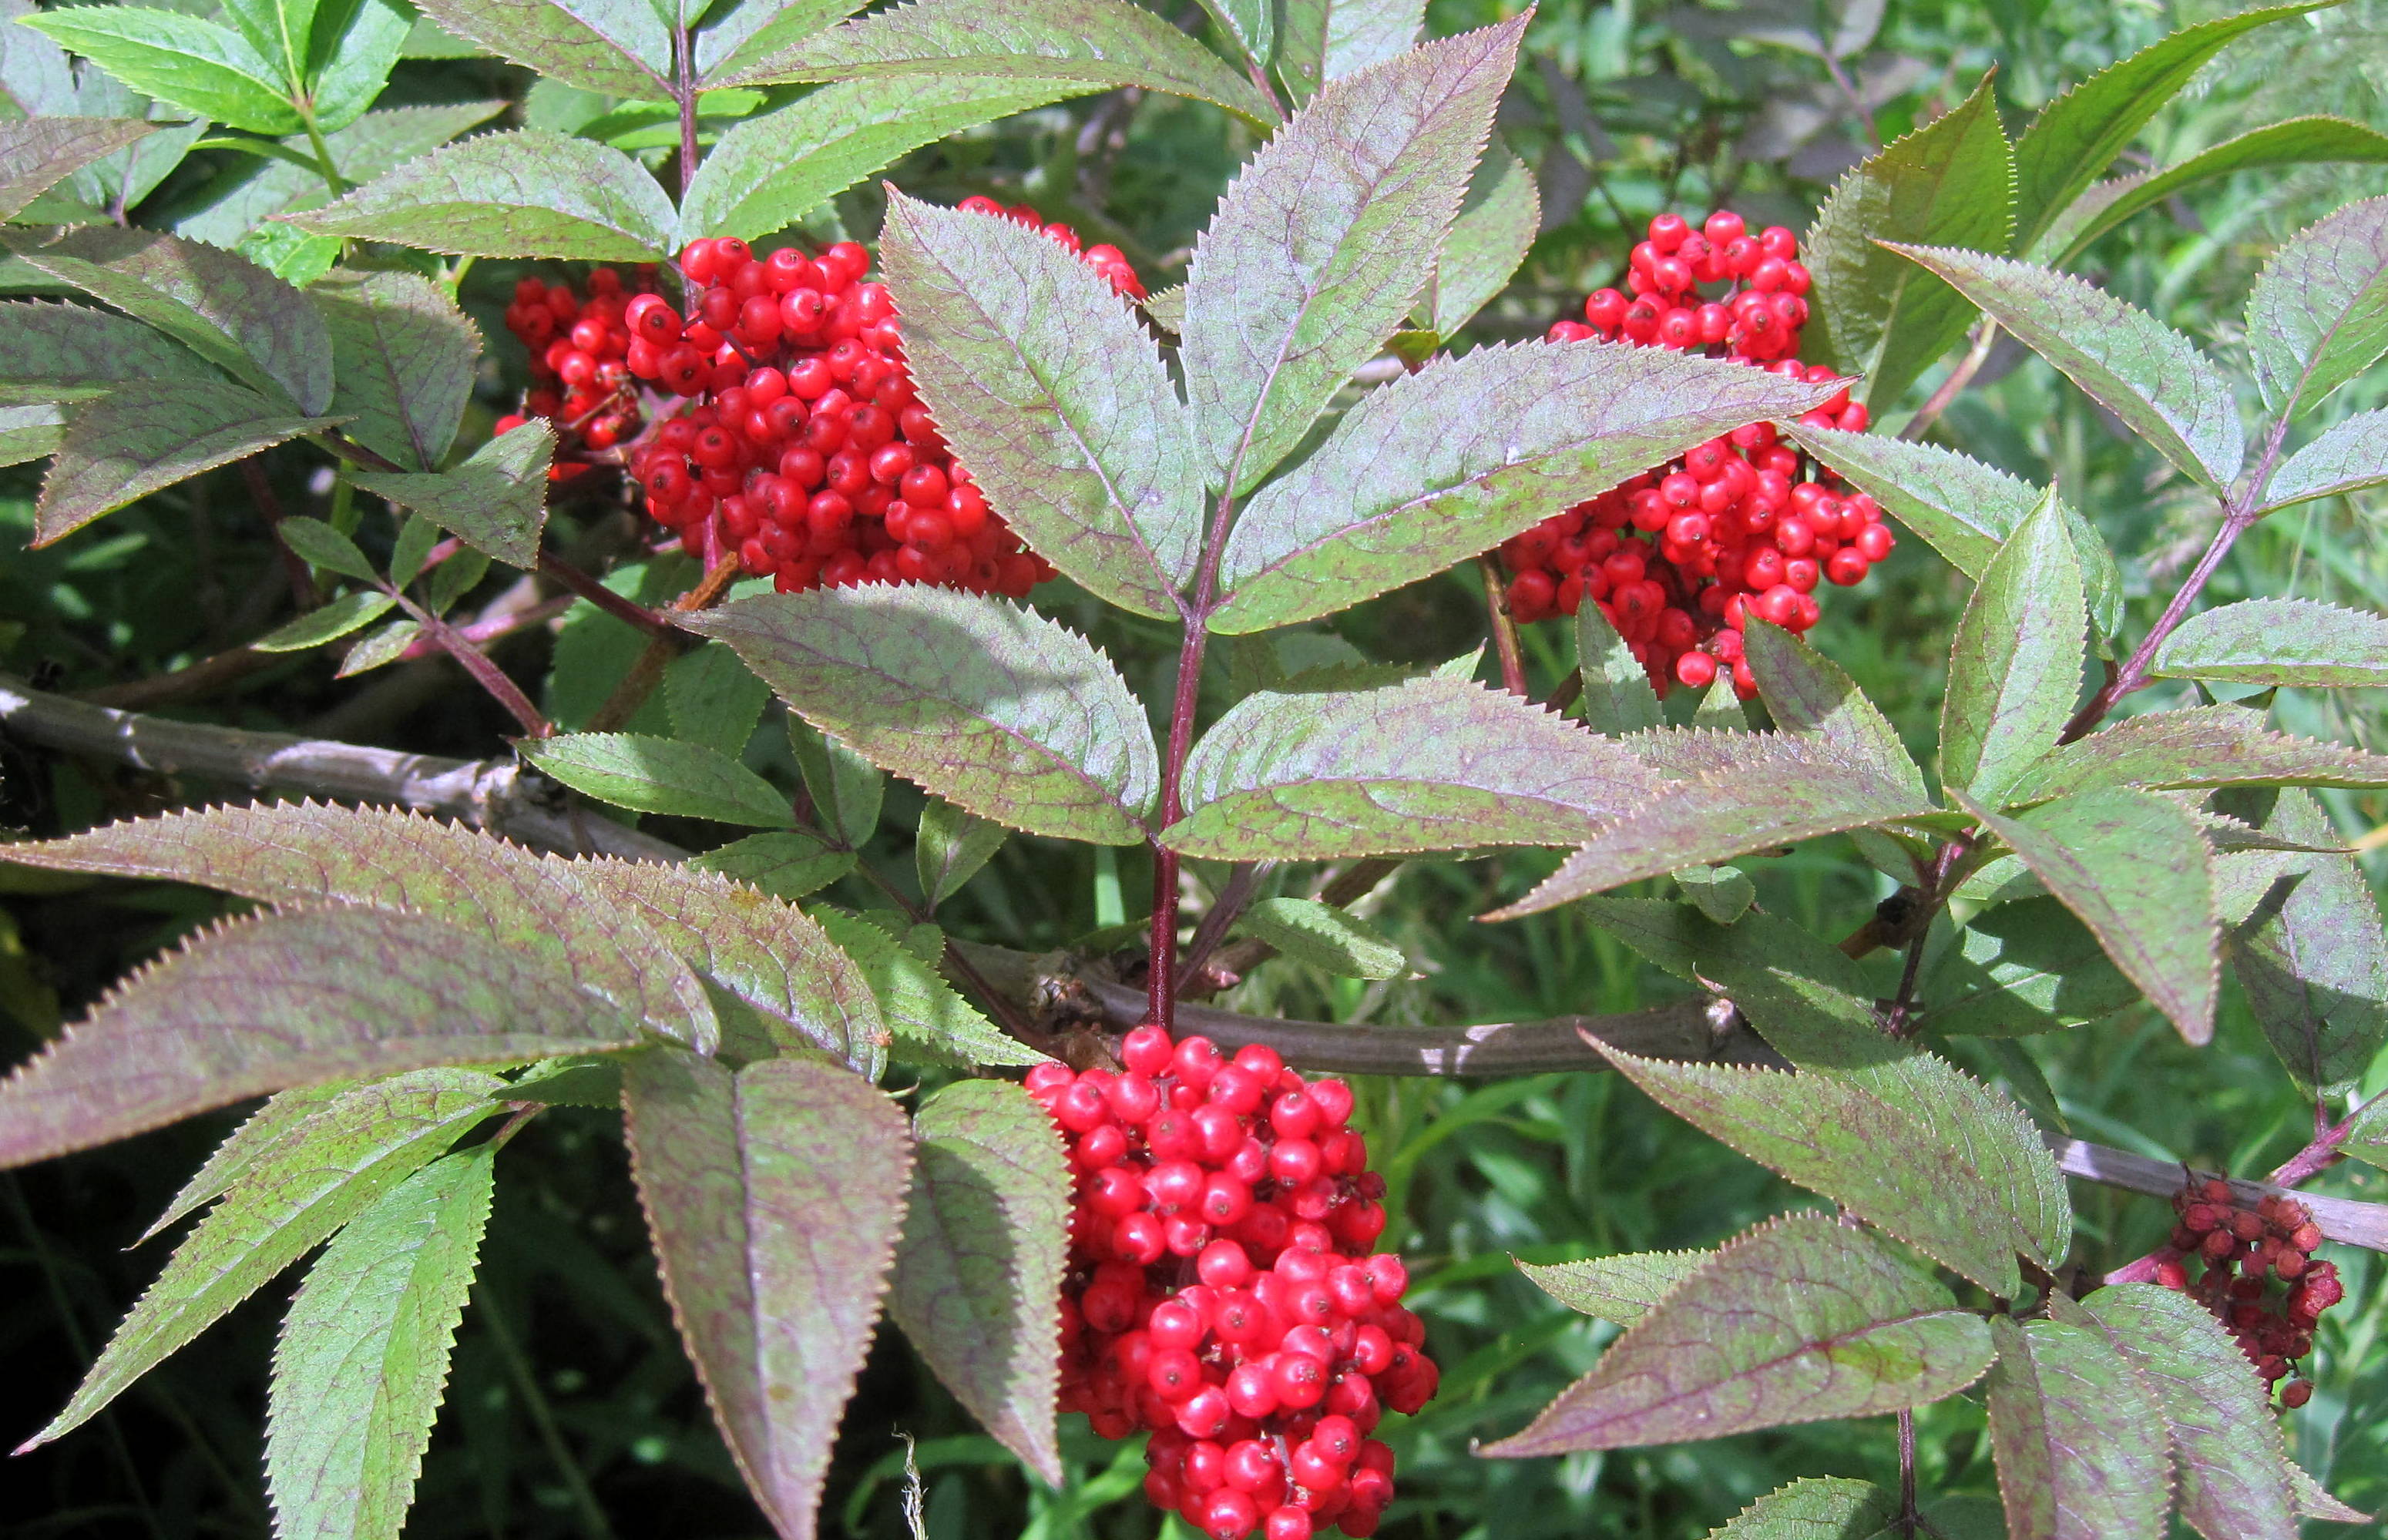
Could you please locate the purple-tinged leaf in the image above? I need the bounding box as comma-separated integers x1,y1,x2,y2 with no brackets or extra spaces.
1483,1213,1993,1456
8,226,334,412
33,383,337,545
2007,706,2388,803
0,804,717,1048
2262,408,2388,511
311,269,482,475
694,0,869,81
1941,490,2085,810
0,117,153,220
1600,1049,2031,1293
2292,1464,2370,1525
1885,244,2244,492
880,193,1200,619
571,860,884,1077
888,1079,1070,1485
1276,0,1422,101
685,588,1157,844
1516,1249,1708,1327
1918,896,2143,1038
1802,72,2014,408
1419,143,1537,338
623,1049,913,1540
1486,735,1937,920
173,102,509,247
786,718,885,847
2049,1283,2298,1540
2008,4,2326,253
710,0,1275,123
1166,675,1658,860
1742,619,1926,802
2151,598,2388,688
817,910,1047,1069
1959,787,2217,1045
1235,897,1406,978
403,0,671,96
1211,341,1840,631
1181,18,1523,491
1576,598,1662,735
287,129,678,261
2231,789,2388,1096
21,1066,502,1446
265,1145,495,1540
1705,1477,1899,1539
1983,1315,2169,1540
520,733,797,827
354,421,553,567
2247,195,2388,416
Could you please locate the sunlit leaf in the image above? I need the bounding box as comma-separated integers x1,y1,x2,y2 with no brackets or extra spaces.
1941,490,2085,808
18,7,300,134
1516,1249,1707,1327
34,383,332,545
2149,599,2388,688
1418,142,1537,337
403,0,672,96
2037,118,2388,267
1234,897,1406,978
0,117,155,219
311,268,482,474
2231,788,2388,1096
2263,408,2388,510
2247,193,2388,416
1705,1478,1899,1539
2007,707,2388,803
287,129,678,260
1983,1314,2168,1540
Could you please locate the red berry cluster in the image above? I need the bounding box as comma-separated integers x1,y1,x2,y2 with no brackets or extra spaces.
1509,210,1895,699
500,265,656,476
2154,1178,2341,1408
1030,1027,1436,1540
954,193,1147,300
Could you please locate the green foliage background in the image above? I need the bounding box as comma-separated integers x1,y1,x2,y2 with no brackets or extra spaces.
8,0,2388,1535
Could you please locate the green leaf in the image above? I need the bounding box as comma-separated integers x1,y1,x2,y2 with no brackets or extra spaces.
0,117,155,220
1276,0,1422,102
354,421,554,568
1488,735,1938,919
2247,194,2388,417
19,8,301,134
2150,599,2388,688
1920,897,2143,1037
304,0,412,133
1187,0,1269,78
519,732,795,827
253,589,398,651
338,618,421,676
1706,1478,1900,1540
287,129,678,260
2006,706,2388,803
1673,863,1755,924
1884,244,2245,492
1483,1214,1993,1456
1601,1050,2034,1293
0,803,717,1048
1782,425,2123,635
915,797,1006,911
1211,339,1840,631
173,101,506,247
1742,619,1926,803
694,0,870,82
264,1146,495,1540
572,858,885,1075
690,830,858,903
277,514,380,582
2054,1283,2300,1540
1576,600,1662,735
1419,142,1537,337
1181,18,1523,492
1516,1249,1708,1327
623,1050,912,1540
2008,3,2327,254
136,1082,353,1246
685,588,1159,845
1574,897,1880,1051
2263,408,2388,510
1983,1315,2168,1540
2291,1463,2371,1525
9,226,336,412
34,383,332,545
888,1079,1070,1485
879,192,1200,619
712,0,1275,123
1941,490,2085,808
1234,896,1406,978
402,0,673,96
1167,675,1659,860
667,641,771,759
1959,787,2217,1045
0,401,62,466
2037,118,2388,267
2231,788,2388,1097
0,298,223,404
786,717,884,847
1802,72,2014,407
683,79,1085,244
311,270,481,475
818,910,1049,1068
22,1066,502,1447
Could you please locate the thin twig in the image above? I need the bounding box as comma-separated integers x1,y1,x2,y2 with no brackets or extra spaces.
393,593,552,738
1479,556,1530,696
538,552,672,639
1896,1409,1919,1535
1900,321,1998,442
1177,861,1270,994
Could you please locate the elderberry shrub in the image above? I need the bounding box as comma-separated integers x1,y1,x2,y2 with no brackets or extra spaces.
1030,1027,1433,1540
1509,209,1896,698
2156,1177,2345,1408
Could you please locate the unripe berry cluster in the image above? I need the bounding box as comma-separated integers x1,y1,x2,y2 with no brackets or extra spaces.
1510,210,1896,698
2153,1178,2340,1408
1030,1027,1436,1540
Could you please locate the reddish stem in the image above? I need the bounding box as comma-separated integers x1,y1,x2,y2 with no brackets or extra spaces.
394,592,552,737
537,552,671,638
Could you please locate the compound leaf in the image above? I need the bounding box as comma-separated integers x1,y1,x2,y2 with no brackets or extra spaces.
1919,897,2144,1037
2231,788,2388,1096
2007,707,2388,802
354,421,554,567
684,587,1159,844
136,1083,352,1245
287,129,678,260
693,0,870,80
915,797,1008,911
1741,619,1926,802
690,830,857,904
667,642,772,760
1419,141,1537,337
817,909,1048,1069
34,382,332,545
2263,408,2388,510
2151,599,2388,688
253,589,399,652
1983,1314,2169,1540
0,302,220,409
172,101,505,247
1484,1214,1993,1455
888,1079,1070,1485
519,732,796,827
1941,490,2085,808
311,268,482,475
625,1051,912,1540
880,191,1199,619
1516,1249,1708,1328
18,7,300,134
1234,897,1406,979
1706,1478,1899,1539
402,0,672,96
2038,118,2388,267
1276,0,1422,101
0,116,155,220
1576,600,1662,735
2247,193,2388,416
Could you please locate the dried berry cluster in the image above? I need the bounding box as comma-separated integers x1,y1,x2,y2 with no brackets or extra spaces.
1029,1028,1436,1540
1510,210,1895,697
2155,1178,2341,1407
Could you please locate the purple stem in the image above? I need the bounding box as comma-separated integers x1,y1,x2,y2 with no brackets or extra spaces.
394,592,552,737
537,552,671,638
